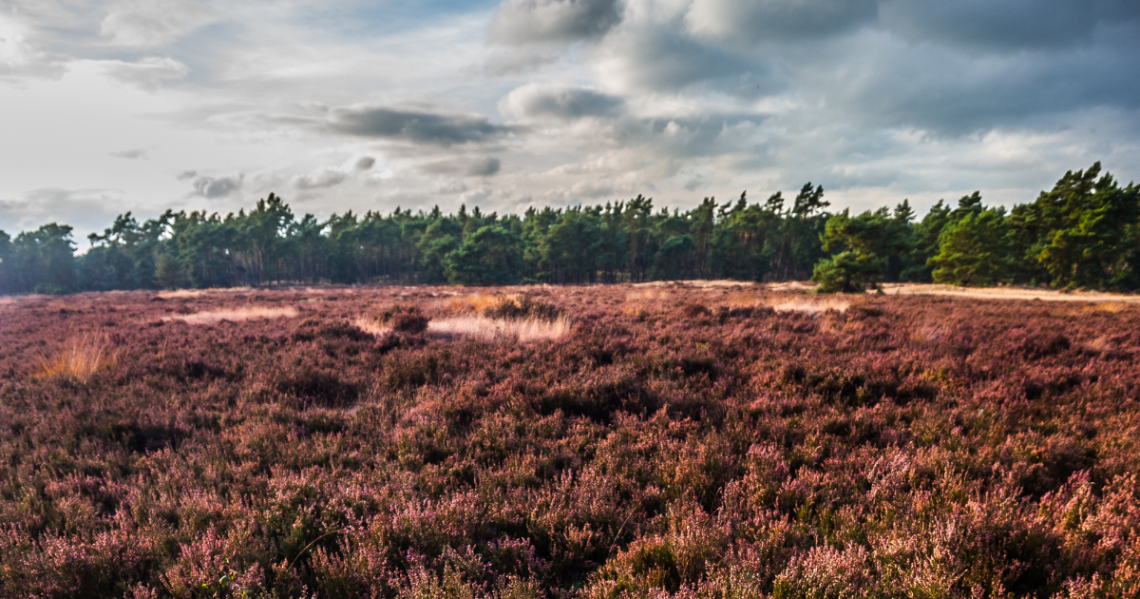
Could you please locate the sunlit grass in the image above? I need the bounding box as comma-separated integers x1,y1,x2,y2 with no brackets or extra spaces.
165,307,298,325
34,334,115,382
428,315,572,343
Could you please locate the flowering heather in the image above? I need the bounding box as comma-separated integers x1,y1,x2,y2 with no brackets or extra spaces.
1,284,1139,598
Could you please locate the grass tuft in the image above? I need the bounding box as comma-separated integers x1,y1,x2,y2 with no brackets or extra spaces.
428,314,573,343
34,334,115,382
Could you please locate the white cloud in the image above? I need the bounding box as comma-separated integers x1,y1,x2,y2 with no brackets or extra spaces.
100,0,217,48
0,14,63,80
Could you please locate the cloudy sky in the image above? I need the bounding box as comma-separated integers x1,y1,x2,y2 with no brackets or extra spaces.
2,0,1139,245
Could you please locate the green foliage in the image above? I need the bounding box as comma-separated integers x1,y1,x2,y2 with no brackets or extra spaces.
930,206,1013,286
902,200,953,282
813,208,911,293
12,223,77,294
155,254,185,290
1010,162,1140,289
1,163,1138,295
0,230,11,295
445,225,525,286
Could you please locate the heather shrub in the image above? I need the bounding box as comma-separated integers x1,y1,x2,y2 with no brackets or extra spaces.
381,305,431,334
1,286,1139,598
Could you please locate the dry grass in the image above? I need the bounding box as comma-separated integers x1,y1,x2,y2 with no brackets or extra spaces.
428,315,573,343
352,317,391,337
625,289,672,303
164,307,298,325
34,334,115,381
764,281,818,293
685,280,757,289
718,289,850,314
1079,301,1133,314
766,296,851,314
157,287,253,299
444,293,519,314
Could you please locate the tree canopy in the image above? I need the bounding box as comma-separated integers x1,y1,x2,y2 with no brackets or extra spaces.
0,163,1136,295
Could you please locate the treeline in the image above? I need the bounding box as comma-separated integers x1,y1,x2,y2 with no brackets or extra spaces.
0,163,1136,294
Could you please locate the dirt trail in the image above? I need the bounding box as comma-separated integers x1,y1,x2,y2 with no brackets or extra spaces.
874,283,1140,303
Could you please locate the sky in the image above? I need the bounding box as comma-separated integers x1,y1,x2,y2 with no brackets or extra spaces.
2,0,1139,247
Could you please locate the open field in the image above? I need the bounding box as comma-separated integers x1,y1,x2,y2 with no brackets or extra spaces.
1,285,1139,598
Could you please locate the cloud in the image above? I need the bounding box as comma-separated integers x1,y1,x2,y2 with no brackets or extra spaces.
291,167,349,190
814,28,1140,135
879,0,1140,52
594,26,769,94
325,105,513,146
100,0,217,48
354,156,376,170
110,149,148,160
0,188,127,246
490,0,623,45
502,83,624,120
420,156,502,177
686,0,878,44
0,14,64,80
100,56,191,89
189,174,243,199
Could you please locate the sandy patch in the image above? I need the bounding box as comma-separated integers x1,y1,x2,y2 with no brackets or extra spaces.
877,283,1140,303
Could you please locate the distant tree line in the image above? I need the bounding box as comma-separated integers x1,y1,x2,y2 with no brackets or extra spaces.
0,163,1136,295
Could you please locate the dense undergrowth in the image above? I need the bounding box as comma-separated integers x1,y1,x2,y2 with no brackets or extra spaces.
0,285,1138,598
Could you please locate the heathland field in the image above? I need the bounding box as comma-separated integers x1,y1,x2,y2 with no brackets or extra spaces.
1,284,1139,598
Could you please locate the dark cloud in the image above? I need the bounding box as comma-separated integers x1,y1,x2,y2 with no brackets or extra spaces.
189,174,242,198
327,106,512,146
490,0,622,45
354,156,376,170
291,168,348,190
879,0,1140,51
110,149,148,160
686,0,878,44
420,157,502,177
822,31,1140,134
599,27,772,93
503,84,624,120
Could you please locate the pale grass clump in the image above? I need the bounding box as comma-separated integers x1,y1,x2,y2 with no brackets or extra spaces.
165,306,298,325
684,280,756,289
157,287,253,299
721,292,850,314
428,314,572,343
625,289,672,303
444,293,521,314
766,297,850,314
34,334,116,382
353,317,390,337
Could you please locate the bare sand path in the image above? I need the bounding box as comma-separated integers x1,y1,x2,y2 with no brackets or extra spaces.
873,283,1140,303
